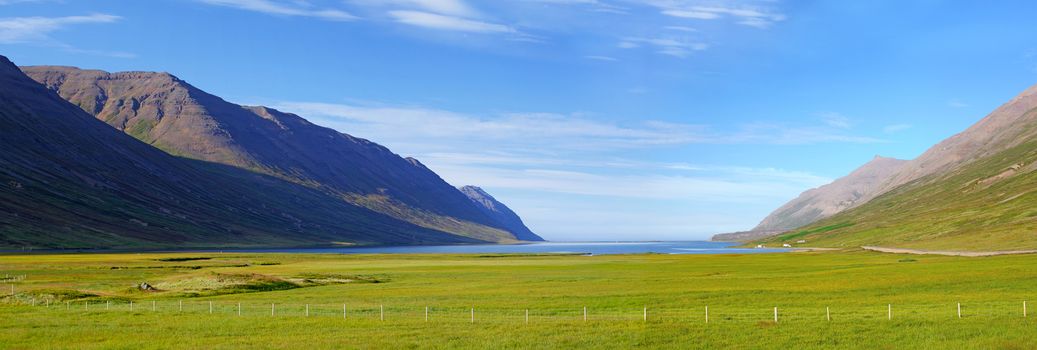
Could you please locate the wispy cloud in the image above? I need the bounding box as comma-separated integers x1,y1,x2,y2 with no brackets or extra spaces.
199,0,357,21
585,55,618,61
0,13,134,57
818,112,852,129
0,14,120,44
948,99,969,108
273,101,885,151
618,36,708,58
388,10,515,33
883,124,911,134
432,163,828,201
642,1,787,28
370,0,479,17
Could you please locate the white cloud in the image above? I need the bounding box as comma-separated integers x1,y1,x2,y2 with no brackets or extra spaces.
199,0,357,21
273,101,886,151
0,14,120,44
664,25,697,32
818,112,852,129
618,36,708,58
388,10,515,33
883,124,911,134
384,0,478,17
585,55,618,61
432,164,828,201
641,1,786,29
948,99,969,108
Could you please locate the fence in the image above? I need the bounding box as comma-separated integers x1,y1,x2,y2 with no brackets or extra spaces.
1,296,1032,324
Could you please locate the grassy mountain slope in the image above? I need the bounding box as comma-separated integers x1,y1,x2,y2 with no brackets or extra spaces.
714,156,906,242
0,55,481,249
760,84,1037,250
21,66,520,243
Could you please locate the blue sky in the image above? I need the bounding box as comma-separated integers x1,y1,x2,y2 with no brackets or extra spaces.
3,1,1037,241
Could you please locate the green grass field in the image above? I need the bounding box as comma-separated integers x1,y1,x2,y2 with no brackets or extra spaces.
1,250,1035,349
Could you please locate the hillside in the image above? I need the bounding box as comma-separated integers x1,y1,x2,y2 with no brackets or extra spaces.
759,83,1037,250
0,55,479,249
22,66,525,243
714,156,907,241
459,186,542,241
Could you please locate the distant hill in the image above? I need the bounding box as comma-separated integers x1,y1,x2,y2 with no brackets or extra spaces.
759,82,1037,250
22,65,532,243
713,156,907,242
459,186,542,241
0,55,479,249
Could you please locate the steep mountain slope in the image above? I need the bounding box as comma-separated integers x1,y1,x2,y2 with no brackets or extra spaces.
0,55,477,249
458,186,542,241
22,66,521,242
759,83,1037,250
714,156,906,241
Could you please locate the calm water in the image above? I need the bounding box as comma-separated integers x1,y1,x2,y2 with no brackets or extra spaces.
226,241,789,255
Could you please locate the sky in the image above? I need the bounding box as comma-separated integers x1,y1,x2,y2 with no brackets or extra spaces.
3,1,1037,241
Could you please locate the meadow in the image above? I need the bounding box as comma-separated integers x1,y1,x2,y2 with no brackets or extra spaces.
1,250,1035,349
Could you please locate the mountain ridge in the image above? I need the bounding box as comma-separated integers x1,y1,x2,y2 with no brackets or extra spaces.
757,81,1037,250
0,54,479,249
458,186,543,242
22,65,530,243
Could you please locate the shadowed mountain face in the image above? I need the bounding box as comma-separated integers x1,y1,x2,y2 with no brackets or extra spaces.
0,55,479,249
458,186,543,241
757,82,1037,250
22,66,525,243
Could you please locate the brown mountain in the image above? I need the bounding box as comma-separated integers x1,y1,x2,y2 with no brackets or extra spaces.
713,156,907,241
863,84,1037,203
756,82,1037,250
458,186,542,241
0,54,477,249
22,65,525,243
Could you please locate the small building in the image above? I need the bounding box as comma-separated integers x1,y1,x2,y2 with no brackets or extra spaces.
797,240,807,244
782,243,792,248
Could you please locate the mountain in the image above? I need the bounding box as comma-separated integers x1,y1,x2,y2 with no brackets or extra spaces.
713,156,907,241
22,65,527,243
758,83,1037,250
458,186,542,241
0,54,478,249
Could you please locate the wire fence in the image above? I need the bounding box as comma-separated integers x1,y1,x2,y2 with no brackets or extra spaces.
1,296,1033,324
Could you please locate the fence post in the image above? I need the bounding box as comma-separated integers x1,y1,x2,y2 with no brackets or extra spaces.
343,304,346,319
471,308,474,323
584,306,587,321
380,305,384,321
306,304,309,317
826,307,830,321
525,309,529,324
888,304,891,320
179,300,183,312
425,306,428,322
209,301,213,314
774,307,778,323
957,303,961,319
705,306,709,324
238,302,241,316
129,301,133,311
1025,301,1028,318
31,297,35,307
271,303,275,316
